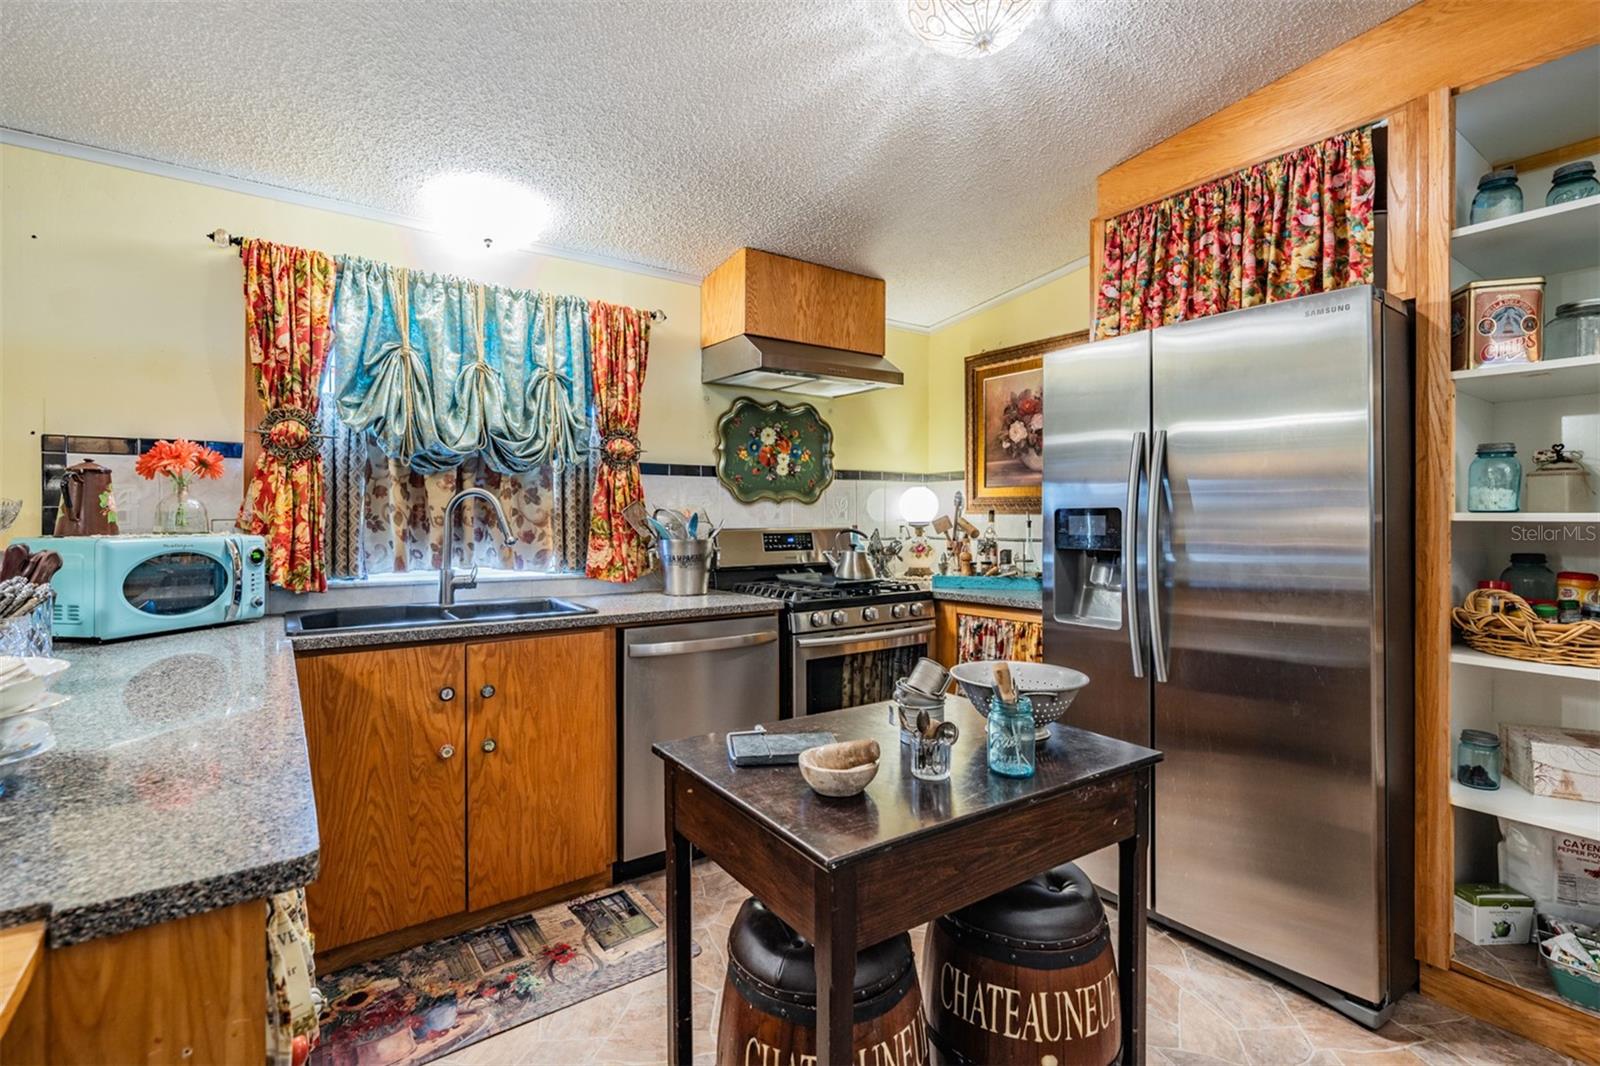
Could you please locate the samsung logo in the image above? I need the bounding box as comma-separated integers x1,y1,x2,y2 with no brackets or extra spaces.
1304,303,1352,317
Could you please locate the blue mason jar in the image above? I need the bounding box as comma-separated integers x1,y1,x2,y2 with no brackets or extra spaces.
1470,168,1523,224
1467,442,1521,512
987,693,1036,778
1546,161,1600,206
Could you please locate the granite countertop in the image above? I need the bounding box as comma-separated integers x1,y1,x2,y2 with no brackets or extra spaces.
0,619,319,947
931,586,1043,610
286,589,779,652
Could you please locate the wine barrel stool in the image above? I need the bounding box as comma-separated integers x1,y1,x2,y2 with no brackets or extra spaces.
718,897,928,1065
922,862,1120,1065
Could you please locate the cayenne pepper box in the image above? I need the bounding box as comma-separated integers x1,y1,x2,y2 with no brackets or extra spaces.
1451,278,1545,370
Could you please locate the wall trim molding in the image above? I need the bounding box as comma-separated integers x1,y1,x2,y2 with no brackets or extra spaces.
0,127,706,287
916,257,1091,334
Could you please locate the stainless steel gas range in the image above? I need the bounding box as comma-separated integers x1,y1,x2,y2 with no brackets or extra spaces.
711,528,934,717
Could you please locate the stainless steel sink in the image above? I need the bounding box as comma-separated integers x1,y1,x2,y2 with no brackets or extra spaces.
285,597,595,636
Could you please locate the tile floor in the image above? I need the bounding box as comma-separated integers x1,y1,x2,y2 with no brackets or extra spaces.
436,862,1579,1066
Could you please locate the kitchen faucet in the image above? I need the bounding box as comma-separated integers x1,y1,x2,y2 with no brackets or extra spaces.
439,489,516,607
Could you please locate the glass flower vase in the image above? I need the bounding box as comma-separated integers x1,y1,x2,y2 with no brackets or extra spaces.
155,477,210,533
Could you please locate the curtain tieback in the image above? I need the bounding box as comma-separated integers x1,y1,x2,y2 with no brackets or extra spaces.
599,428,640,470
257,406,322,463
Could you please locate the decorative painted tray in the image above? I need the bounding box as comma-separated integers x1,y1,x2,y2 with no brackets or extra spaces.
714,397,834,504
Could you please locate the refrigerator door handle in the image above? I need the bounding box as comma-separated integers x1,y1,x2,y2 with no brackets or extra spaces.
1146,428,1169,683
1124,431,1146,678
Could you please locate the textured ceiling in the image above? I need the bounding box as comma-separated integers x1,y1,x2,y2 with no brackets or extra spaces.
0,0,1414,326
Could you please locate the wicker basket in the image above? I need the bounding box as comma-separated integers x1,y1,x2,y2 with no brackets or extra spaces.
1452,588,1600,668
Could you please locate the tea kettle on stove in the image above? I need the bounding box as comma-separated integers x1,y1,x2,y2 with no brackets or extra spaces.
822,529,876,581
54,459,119,536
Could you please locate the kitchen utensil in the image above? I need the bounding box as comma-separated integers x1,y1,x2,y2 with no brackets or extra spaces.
935,721,959,743
931,515,952,537
621,500,657,541
916,708,932,737
0,546,28,582
687,511,700,539
798,739,880,797
903,657,950,700
910,730,954,781
822,529,876,581
987,664,1036,777
53,460,119,536
21,551,61,586
949,660,1091,742
653,508,690,539
726,725,837,767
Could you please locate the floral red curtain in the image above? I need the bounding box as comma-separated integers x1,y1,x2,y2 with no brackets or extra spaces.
1094,127,1375,339
585,303,650,582
240,240,338,592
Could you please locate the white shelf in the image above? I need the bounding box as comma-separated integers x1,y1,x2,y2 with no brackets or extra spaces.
1451,776,1600,838
1453,511,1599,523
1452,355,1600,402
1449,198,1600,277
1450,647,1600,682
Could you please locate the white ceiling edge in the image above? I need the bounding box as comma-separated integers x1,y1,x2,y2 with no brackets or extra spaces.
0,127,704,287
2,127,1091,333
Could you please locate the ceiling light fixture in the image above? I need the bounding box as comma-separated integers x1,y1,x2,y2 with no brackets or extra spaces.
904,0,1040,58
417,173,552,251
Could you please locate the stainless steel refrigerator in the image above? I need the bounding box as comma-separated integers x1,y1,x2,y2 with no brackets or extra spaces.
1042,285,1415,1026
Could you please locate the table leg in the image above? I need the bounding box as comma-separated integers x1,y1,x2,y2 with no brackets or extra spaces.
665,767,693,1065
812,867,857,1066
1118,768,1151,1065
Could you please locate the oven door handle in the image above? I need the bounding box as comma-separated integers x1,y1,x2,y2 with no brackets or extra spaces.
793,622,935,649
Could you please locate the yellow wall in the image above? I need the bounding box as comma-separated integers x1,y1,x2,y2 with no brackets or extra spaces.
0,144,930,537
924,269,1091,472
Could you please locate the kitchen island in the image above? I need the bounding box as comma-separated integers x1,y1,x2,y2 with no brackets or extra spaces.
656,698,1160,1065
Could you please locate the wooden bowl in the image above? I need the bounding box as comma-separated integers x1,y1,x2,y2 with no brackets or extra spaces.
799,739,880,797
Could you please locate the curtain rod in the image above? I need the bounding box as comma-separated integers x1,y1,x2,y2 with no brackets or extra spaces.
204,228,668,321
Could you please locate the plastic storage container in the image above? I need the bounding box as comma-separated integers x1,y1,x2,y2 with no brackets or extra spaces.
1470,168,1524,223
1467,443,1521,512
1546,300,1600,361
1501,553,1557,601
1456,729,1502,790
1545,160,1600,207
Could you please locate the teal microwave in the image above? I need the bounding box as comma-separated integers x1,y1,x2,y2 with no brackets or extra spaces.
17,534,267,640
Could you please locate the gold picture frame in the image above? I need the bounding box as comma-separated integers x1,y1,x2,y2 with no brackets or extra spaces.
964,332,1086,514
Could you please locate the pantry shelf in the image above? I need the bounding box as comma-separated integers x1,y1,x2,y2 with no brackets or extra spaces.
1449,647,1600,682
1452,512,1599,523
1449,198,1600,277
1450,777,1600,837
1451,355,1600,402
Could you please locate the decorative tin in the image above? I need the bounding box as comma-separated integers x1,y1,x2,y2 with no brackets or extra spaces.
1451,277,1545,370
713,397,834,504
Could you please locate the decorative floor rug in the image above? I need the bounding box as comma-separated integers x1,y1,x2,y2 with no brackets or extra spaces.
311,885,691,1065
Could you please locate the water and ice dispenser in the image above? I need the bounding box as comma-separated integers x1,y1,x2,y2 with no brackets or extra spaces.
1050,507,1126,629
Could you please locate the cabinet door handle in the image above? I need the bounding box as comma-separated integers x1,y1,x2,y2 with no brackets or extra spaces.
480,684,496,699
481,738,497,754
438,744,455,760
439,687,455,702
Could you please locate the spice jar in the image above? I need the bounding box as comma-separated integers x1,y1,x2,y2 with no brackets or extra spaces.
1546,160,1600,206
1546,300,1600,361
1476,580,1512,612
1526,445,1596,513
1500,553,1557,601
1532,601,1560,621
1467,443,1521,512
1456,730,1502,791
1470,167,1524,223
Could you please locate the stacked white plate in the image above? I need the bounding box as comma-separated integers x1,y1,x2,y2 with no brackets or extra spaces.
0,656,69,766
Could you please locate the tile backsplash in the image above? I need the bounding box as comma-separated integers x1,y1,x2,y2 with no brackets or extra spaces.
38,435,245,535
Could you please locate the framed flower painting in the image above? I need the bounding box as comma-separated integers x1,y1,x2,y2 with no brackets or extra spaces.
714,397,835,504
964,332,1087,514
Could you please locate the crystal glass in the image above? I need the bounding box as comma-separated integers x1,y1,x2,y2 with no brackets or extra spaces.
911,734,954,781
1546,161,1600,206
1466,443,1521,512
986,694,1036,778
1470,170,1523,224
154,476,211,534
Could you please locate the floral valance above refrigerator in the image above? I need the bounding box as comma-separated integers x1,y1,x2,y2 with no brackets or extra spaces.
1094,126,1376,340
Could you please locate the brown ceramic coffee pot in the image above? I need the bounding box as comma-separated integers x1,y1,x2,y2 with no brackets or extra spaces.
54,459,120,536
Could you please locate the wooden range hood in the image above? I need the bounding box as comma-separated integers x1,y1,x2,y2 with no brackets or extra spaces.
700,248,900,396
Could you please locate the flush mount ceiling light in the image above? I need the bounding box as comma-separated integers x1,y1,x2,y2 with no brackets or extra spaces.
417,173,552,250
904,0,1041,58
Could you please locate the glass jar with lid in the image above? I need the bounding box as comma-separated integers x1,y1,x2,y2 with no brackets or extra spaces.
1456,730,1501,791
1546,160,1600,206
1467,443,1521,512
1500,552,1557,602
1470,167,1523,224
1546,300,1600,361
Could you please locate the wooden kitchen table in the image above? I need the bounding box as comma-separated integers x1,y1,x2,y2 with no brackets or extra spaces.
654,699,1161,1065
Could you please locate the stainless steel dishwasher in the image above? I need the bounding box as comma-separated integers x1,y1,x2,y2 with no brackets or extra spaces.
620,613,779,865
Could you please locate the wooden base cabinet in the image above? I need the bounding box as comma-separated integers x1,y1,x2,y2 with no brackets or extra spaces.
296,629,617,955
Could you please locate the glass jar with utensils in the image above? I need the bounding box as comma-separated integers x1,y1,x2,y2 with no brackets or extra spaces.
898,702,959,781
889,657,951,745
986,663,1037,778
